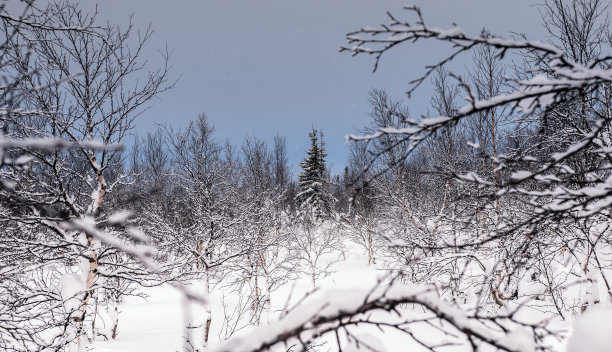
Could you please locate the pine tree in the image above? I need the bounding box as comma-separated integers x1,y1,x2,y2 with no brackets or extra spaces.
296,128,331,217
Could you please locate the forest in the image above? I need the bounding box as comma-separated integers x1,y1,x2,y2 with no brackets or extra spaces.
1,0,612,351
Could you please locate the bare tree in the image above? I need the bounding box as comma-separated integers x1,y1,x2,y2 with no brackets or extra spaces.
0,1,173,349
140,114,251,350
211,2,612,351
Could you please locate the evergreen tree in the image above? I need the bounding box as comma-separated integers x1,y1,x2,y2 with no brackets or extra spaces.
296,128,331,217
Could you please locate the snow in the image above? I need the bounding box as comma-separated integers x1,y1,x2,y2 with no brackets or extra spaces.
107,211,132,225
66,219,159,272
499,328,535,352
552,140,590,162
14,154,34,166
510,170,532,181
79,139,123,151
436,26,464,39
92,285,184,352
88,237,543,352
567,306,612,352
0,137,68,152
60,273,84,313
90,242,394,352
342,333,387,352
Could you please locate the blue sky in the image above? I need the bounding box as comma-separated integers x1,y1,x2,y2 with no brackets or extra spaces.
88,0,544,175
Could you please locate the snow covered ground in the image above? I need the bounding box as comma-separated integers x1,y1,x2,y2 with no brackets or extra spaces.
91,284,184,352
90,243,399,351
89,240,603,352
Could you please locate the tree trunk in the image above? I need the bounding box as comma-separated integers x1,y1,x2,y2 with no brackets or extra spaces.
203,270,212,348
76,236,99,351
75,171,105,350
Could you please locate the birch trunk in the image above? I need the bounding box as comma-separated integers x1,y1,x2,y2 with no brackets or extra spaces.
76,170,105,349
203,270,212,348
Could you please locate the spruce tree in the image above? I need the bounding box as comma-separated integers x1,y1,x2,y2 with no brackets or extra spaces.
296,128,330,217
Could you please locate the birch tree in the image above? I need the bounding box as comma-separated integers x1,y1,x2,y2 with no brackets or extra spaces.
0,0,172,349
214,1,612,350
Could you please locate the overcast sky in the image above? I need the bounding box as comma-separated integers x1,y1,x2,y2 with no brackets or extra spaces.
86,0,545,175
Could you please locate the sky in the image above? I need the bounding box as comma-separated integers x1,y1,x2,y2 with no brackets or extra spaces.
83,0,545,175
